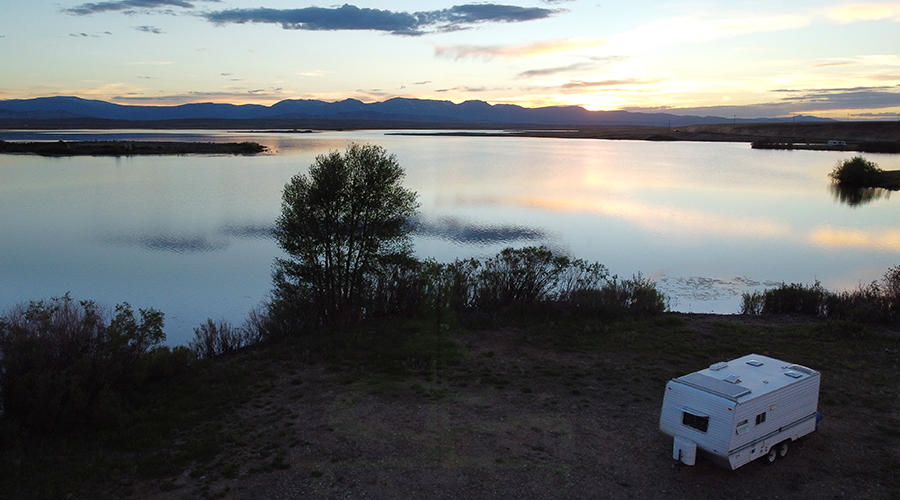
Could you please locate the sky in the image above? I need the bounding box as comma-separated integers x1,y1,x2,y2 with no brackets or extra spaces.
1,0,899,119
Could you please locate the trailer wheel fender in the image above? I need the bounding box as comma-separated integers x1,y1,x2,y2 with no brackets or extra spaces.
777,441,789,458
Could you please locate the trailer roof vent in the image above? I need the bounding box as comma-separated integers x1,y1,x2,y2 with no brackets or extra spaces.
746,359,764,367
784,370,803,379
787,364,814,375
724,373,742,384
709,361,728,371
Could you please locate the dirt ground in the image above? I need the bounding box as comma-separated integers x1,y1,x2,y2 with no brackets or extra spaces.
119,314,900,500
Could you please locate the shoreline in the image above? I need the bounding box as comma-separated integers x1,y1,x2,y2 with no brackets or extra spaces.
0,139,267,156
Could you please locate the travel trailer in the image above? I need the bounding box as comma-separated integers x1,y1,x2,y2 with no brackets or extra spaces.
659,354,820,470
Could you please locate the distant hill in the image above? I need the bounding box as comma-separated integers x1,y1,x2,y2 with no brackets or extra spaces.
0,96,834,129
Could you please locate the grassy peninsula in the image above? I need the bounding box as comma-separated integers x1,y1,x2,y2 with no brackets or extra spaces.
0,140,267,156
829,156,900,190
396,121,900,150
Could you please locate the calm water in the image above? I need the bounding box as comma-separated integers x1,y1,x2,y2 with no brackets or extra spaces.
2,129,899,345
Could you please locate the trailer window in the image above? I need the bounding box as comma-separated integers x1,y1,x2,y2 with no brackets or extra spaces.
683,412,709,433
736,419,750,435
756,412,767,425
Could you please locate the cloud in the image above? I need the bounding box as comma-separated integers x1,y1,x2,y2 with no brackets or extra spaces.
64,0,219,15
111,89,290,104
438,11,809,61
203,3,562,35
134,25,164,34
622,84,900,118
558,79,647,91
855,111,900,118
435,86,491,93
826,2,900,23
123,60,171,65
69,31,113,37
435,37,600,60
773,85,900,110
518,62,598,79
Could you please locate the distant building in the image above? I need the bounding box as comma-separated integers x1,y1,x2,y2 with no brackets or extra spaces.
828,140,847,146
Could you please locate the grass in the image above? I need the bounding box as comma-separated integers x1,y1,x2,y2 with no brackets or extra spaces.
2,310,899,499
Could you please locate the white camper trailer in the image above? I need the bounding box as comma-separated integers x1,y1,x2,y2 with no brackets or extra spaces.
659,354,820,470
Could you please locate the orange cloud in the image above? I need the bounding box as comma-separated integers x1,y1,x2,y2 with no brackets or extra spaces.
827,3,900,23
434,37,602,60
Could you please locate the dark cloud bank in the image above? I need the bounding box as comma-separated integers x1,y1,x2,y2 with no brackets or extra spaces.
64,0,562,35
205,4,561,35
64,0,220,15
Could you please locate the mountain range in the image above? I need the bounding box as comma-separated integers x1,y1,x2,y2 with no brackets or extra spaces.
0,96,831,128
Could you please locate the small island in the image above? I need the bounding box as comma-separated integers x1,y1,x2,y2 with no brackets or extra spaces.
0,140,267,156
830,156,900,190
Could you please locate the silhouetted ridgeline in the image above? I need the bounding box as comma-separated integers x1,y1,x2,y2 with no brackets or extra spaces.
0,95,833,130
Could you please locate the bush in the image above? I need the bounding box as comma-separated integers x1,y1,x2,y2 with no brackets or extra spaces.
740,282,828,316
365,254,426,319
825,282,889,324
741,267,900,324
265,245,669,337
829,156,883,186
421,246,664,319
569,273,667,317
0,295,171,431
883,265,900,320
474,246,572,308
189,318,263,359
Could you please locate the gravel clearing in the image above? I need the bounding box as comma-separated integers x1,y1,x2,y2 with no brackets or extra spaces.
115,315,899,500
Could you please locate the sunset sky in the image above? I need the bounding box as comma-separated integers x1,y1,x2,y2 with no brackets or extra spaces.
2,0,899,119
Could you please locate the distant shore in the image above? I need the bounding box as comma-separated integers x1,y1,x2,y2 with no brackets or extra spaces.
395,121,900,152
1,121,898,155
0,140,267,156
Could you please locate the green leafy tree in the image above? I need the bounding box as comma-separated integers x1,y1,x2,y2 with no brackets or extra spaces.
272,143,419,328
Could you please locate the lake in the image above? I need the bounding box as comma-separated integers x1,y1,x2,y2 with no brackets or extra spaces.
2,129,898,345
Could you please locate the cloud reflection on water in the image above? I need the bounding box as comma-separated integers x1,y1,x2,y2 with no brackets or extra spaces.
518,195,792,241
98,216,551,254
414,216,549,245
99,222,275,254
809,226,900,252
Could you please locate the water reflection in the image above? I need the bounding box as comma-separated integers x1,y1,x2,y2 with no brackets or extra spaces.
415,216,549,245
829,183,892,206
4,132,900,344
99,223,275,253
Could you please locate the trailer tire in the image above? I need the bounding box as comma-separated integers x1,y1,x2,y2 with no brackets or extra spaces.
765,448,778,464
777,441,789,458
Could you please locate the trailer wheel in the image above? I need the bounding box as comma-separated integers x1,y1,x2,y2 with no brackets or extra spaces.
776,441,789,458
765,448,778,464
